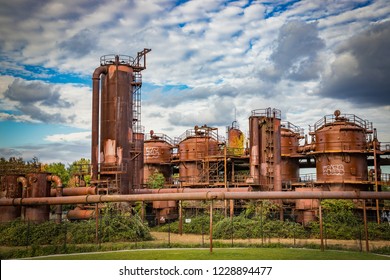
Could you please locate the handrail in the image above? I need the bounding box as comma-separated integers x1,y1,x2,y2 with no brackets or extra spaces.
312,113,372,132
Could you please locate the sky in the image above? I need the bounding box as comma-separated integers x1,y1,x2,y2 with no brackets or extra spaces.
0,0,389,165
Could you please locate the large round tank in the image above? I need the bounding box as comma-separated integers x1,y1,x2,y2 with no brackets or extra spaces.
145,138,172,164
314,111,369,187
178,133,219,184
144,133,173,185
179,135,219,161
24,173,50,223
0,175,22,222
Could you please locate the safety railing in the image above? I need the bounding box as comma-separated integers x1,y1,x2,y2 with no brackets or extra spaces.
251,107,281,119
312,113,372,132
100,54,135,66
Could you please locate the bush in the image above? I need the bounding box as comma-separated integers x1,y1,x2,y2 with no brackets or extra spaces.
0,213,152,247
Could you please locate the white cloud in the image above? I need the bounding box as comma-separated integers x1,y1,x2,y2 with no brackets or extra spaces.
44,131,90,143
1,0,389,164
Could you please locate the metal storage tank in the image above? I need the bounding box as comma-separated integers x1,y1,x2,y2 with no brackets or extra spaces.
312,110,371,190
24,173,50,223
249,108,282,191
281,121,303,186
91,49,150,194
227,121,245,156
0,175,22,222
144,132,173,185
178,126,219,184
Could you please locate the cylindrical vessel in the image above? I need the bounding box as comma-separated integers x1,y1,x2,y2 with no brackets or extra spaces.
249,108,282,190
314,111,369,190
98,56,135,194
0,175,22,222
24,173,50,223
228,126,244,156
144,135,173,185
281,122,302,184
179,135,218,161
178,133,218,184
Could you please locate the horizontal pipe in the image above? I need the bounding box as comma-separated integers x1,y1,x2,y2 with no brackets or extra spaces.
132,187,252,194
50,187,97,197
0,191,389,206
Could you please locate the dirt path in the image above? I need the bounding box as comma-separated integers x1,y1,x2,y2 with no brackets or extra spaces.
150,231,390,251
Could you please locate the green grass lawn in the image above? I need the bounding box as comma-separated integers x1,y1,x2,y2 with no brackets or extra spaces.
31,247,390,260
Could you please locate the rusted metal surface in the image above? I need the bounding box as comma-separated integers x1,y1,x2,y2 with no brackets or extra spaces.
133,132,144,189
50,186,97,197
144,132,173,185
281,121,303,185
313,110,371,191
0,175,22,222
179,134,219,161
24,173,50,222
47,175,63,223
144,133,173,164
91,50,150,194
227,122,245,156
1,191,389,206
249,108,282,191
67,206,95,220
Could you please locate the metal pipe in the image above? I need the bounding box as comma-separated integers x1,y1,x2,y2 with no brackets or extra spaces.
209,200,213,254
91,65,108,180
17,176,28,220
373,138,380,224
363,200,369,252
2,191,390,206
50,187,97,197
47,175,63,224
178,200,183,235
319,201,324,251
132,187,252,194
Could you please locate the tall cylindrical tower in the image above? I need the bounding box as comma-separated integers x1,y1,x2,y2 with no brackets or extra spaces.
248,108,282,191
91,49,150,194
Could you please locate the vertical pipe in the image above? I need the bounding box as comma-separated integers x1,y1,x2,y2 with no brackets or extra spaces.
179,200,183,235
92,66,107,180
210,200,213,254
55,185,63,224
224,145,228,218
373,138,380,224
95,204,99,244
363,200,369,252
319,201,324,251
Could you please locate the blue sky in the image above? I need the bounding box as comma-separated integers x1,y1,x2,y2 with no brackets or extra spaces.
0,0,389,164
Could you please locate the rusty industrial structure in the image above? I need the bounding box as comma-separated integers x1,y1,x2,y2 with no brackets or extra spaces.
1,49,390,226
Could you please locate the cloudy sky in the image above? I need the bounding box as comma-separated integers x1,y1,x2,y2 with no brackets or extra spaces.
0,0,389,164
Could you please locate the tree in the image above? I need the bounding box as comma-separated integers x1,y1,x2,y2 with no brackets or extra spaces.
68,158,91,187
146,171,165,189
42,162,70,187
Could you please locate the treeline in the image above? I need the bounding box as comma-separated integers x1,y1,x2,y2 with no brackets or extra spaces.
0,157,91,187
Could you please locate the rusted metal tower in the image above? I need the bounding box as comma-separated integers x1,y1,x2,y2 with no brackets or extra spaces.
91,49,151,194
